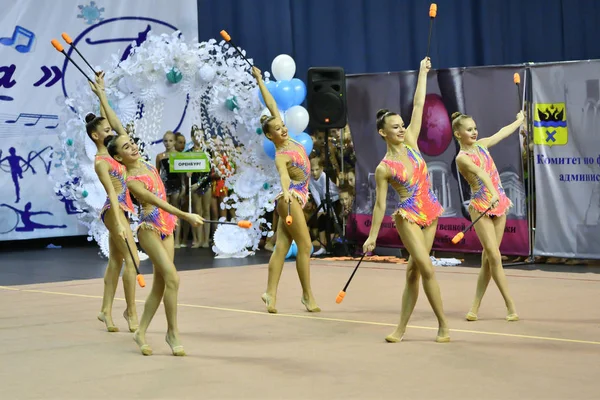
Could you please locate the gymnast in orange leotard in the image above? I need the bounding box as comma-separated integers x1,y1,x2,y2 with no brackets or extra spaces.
106,133,204,356
453,110,524,322
363,57,450,343
252,65,320,314
87,73,139,333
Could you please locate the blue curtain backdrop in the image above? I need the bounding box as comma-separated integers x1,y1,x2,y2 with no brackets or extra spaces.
198,0,600,75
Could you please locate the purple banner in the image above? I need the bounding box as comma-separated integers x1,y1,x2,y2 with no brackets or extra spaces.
345,66,529,255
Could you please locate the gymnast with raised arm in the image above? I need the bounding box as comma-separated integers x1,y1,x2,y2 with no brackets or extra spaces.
453,110,524,322
87,73,139,333
362,57,450,343
105,132,204,356
251,66,320,314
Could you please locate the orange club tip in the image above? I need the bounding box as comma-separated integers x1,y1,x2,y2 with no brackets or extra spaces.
429,3,437,18
237,220,252,229
285,216,293,226
137,275,146,288
513,72,521,84
220,30,231,41
51,39,64,52
335,291,346,304
451,232,464,244
61,32,73,44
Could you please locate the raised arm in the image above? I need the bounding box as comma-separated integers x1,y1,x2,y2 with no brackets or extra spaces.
405,57,431,146
478,111,525,149
456,155,499,204
94,160,126,239
89,72,127,136
252,66,281,120
126,179,204,226
363,164,389,253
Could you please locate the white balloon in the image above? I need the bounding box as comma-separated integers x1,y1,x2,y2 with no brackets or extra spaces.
284,105,309,134
271,54,296,81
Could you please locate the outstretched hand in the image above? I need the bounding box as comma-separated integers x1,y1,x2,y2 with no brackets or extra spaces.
251,66,262,81
516,110,525,122
185,213,204,227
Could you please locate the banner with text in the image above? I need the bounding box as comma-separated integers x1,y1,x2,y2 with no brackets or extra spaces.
531,61,600,259
0,0,197,240
345,66,529,255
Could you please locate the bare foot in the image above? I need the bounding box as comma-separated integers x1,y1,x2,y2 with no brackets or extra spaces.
261,293,277,313
97,312,119,332
384,329,405,343
123,309,139,332
506,313,519,321
436,326,450,343
133,330,152,356
301,295,321,312
165,333,185,356
466,311,478,321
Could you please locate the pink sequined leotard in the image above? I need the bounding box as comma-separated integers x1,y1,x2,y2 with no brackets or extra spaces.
457,144,512,217
381,144,443,227
95,154,135,222
275,139,311,208
126,160,177,239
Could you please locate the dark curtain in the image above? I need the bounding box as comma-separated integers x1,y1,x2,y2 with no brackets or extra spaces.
198,0,600,75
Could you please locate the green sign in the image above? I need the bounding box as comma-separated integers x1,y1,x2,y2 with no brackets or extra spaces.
169,152,210,173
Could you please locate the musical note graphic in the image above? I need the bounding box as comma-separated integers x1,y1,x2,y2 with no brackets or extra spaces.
0,26,36,53
5,113,59,129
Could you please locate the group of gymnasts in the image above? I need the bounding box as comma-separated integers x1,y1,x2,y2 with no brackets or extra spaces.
87,55,524,356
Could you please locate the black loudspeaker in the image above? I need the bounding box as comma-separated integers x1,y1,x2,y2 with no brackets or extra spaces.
306,67,347,130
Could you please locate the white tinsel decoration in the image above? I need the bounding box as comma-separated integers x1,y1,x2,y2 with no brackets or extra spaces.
49,31,282,258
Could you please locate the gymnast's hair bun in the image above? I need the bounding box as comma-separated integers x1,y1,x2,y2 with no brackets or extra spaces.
451,112,462,120
260,115,270,124
85,113,96,123
376,109,390,120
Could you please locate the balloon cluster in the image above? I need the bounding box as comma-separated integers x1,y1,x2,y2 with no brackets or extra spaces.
258,54,313,159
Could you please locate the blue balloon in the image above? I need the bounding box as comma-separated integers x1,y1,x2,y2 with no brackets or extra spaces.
262,136,276,160
273,80,295,111
293,132,313,155
291,241,298,257
290,78,306,106
258,81,277,106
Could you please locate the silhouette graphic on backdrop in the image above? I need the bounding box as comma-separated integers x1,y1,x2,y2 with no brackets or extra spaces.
0,202,67,231
0,147,34,203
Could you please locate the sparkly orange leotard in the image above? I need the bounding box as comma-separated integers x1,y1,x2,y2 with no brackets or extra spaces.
275,139,310,208
457,144,512,217
96,154,135,222
381,144,443,227
126,160,177,239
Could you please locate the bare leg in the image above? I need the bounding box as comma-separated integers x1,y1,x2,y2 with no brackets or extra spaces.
282,199,320,312
135,230,183,355
388,217,449,342
98,235,122,332
263,215,292,313
466,250,491,320
470,210,517,320
100,209,139,332
386,218,438,342
103,209,139,331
